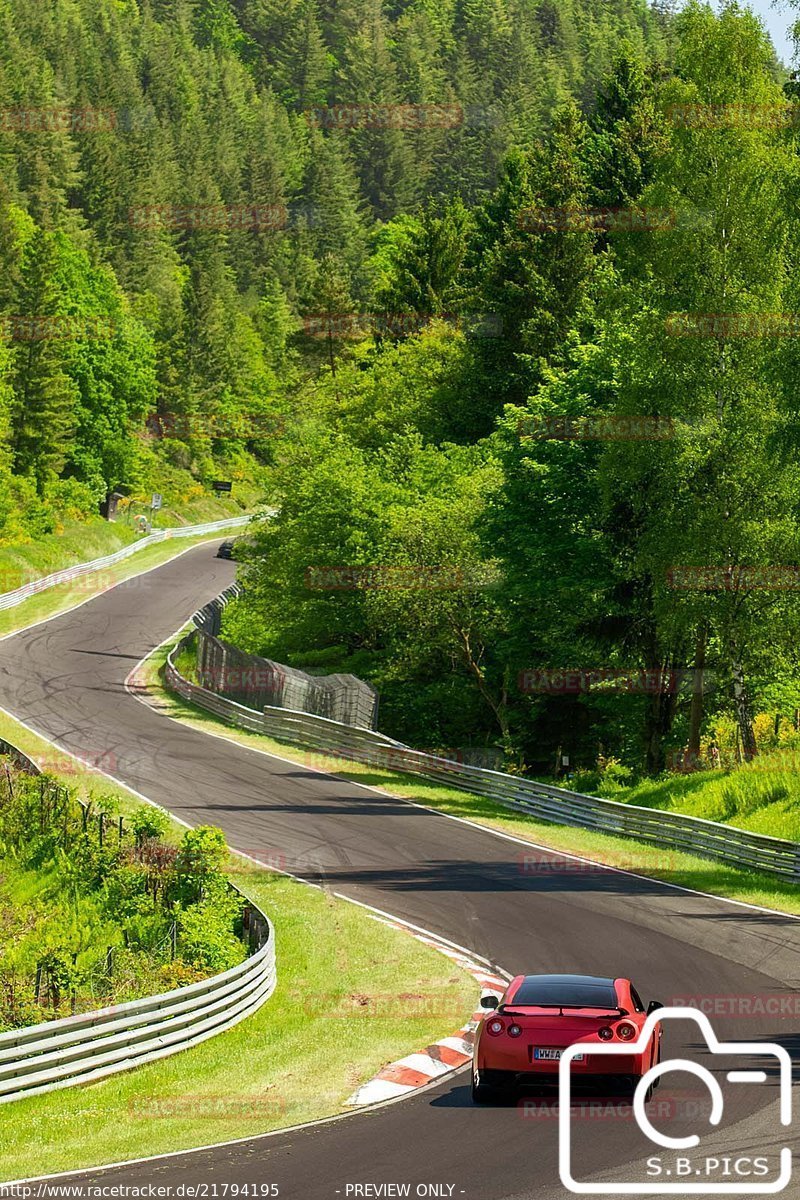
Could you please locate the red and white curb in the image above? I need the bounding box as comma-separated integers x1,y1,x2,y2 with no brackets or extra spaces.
346,917,509,1106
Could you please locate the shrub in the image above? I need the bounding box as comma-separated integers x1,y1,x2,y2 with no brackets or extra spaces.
177,895,246,973
129,804,170,846
0,768,252,1025
596,757,633,793
570,768,602,794
174,826,229,904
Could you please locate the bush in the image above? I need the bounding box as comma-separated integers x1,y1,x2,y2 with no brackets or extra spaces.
570,768,602,794
130,804,170,846
177,894,246,973
596,757,633,794
102,863,155,920
174,826,229,905
0,767,252,1026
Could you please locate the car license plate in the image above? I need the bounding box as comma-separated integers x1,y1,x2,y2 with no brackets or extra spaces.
532,1048,584,1061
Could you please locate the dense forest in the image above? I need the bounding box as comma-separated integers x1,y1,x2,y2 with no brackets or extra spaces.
223,1,800,778
2,0,798,778
0,0,660,537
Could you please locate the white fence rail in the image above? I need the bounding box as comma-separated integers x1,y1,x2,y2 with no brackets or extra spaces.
0,924,275,1105
0,514,251,612
0,733,275,1104
167,622,800,885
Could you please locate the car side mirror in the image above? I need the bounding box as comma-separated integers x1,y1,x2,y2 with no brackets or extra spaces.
480,995,499,1010
647,1000,664,1015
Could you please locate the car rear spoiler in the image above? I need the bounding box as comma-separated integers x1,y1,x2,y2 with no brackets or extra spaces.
497,1004,628,1017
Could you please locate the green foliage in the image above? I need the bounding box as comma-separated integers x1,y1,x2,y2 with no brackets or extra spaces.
173,826,230,905
602,748,800,841
176,891,246,973
0,766,247,1029
129,804,170,846
0,0,661,533
227,2,800,786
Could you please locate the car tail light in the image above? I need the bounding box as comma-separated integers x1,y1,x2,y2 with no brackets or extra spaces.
616,1022,637,1041
508,1023,522,1038
487,1018,505,1036
598,1026,613,1040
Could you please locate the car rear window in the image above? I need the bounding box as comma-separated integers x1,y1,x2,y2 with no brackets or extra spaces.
512,978,618,1009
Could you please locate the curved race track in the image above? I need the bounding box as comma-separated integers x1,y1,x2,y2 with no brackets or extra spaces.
0,543,797,1199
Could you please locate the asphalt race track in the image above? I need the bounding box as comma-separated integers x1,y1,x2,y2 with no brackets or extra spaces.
0,543,798,1199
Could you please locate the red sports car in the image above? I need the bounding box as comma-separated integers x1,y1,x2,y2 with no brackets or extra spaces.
472,973,663,1103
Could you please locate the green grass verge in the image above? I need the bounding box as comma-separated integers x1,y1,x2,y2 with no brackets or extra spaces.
0,529,244,640
0,711,477,1182
0,488,250,593
600,762,800,842
146,642,800,919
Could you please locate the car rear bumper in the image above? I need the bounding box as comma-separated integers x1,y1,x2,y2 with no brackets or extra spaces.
478,1068,641,1092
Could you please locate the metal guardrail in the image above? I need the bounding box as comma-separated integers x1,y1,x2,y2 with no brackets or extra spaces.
0,733,276,1104
0,927,275,1105
0,737,41,776
166,621,800,884
191,583,243,635
0,514,251,612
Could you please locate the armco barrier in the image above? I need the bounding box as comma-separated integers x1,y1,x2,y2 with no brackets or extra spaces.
0,514,254,613
167,622,800,884
0,737,40,775
0,927,275,1104
0,735,276,1104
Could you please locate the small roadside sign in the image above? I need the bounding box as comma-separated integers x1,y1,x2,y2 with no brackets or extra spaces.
212,480,233,493
151,493,163,510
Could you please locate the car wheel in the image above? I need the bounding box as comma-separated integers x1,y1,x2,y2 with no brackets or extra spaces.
629,1076,654,1104
471,1071,498,1104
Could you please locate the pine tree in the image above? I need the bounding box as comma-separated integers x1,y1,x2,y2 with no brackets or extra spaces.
587,43,668,208
10,231,79,492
